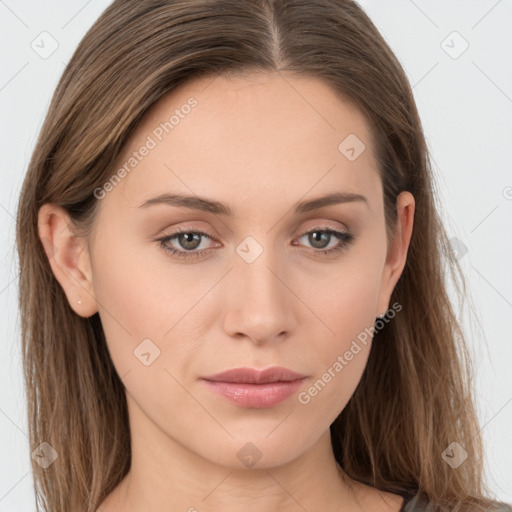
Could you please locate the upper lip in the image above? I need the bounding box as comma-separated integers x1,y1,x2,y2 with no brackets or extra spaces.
202,366,306,384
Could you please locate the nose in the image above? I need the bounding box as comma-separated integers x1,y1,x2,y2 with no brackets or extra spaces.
222,243,298,345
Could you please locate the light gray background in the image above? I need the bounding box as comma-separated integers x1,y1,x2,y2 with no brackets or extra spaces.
1,0,511,509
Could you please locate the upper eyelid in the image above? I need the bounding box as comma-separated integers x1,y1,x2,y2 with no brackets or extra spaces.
165,224,350,238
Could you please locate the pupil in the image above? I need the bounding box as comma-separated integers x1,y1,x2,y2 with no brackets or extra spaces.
310,231,329,249
180,232,200,250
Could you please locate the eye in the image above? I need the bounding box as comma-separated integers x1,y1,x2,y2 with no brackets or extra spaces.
156,227,218,260
156,226,355,260
293,227,355,256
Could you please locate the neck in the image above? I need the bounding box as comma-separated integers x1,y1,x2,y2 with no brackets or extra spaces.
100,397,362,512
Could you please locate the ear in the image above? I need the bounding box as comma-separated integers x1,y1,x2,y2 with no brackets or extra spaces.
37,203,98,318
376,191,415,317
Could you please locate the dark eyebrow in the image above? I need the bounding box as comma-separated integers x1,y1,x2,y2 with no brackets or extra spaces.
295,192,368,213
138,191,368,216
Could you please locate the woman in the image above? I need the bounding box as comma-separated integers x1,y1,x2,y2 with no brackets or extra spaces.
16,1,511,511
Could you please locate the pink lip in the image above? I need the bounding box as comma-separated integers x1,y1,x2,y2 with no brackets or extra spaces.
201,366,307,409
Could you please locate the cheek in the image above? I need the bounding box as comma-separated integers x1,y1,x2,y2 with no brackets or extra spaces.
297,247,384,340
292,253,384,410
90,230,220,380
90,234,172,369
294,296,376,425
297,341,371,427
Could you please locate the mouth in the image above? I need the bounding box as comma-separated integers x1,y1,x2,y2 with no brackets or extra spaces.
201,366,307,408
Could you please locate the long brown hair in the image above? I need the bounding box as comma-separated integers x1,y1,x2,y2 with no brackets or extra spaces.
15,1,506,511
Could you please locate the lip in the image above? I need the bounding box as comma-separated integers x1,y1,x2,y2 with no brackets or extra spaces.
202,366,307,384
201,366,307,409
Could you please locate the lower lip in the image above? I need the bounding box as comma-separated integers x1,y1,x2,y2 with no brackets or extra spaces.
201,378,306,408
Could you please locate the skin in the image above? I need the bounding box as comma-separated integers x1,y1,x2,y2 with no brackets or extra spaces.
38,71,414,512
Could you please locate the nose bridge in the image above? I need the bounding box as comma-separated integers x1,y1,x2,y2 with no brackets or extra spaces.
235,233,286,311
222,234,296,342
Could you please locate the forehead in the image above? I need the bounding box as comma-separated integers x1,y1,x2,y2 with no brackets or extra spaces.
107,71,380,214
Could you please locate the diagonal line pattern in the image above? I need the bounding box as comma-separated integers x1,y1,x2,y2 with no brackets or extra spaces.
0,62,29,92
412,62,439,89
471,265,512,309
0,1,29,28
472,61,512,104
471,0,503,30
0,202,16,222
61,0,92,29
200,470,234,502
470,395,512,443
265,470,310,511
163,367,234,438
469,204,499,233
162,267,234,338
407,0,439,29
276,70,337,131
265,265,336,335
266,163,337,234
0,471,30,503
0,408,28,438
0,273,18,296
264,407,296,438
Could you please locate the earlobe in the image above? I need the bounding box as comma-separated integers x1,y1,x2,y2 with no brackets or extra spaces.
376,191,415,317
37,203,98,318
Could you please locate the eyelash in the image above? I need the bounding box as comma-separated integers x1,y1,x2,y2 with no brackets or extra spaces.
156,226,355,260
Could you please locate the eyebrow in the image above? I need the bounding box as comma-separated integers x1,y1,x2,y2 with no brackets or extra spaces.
138,191,368,216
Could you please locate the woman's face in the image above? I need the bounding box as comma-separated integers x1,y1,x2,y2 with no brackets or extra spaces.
71,72,412,468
